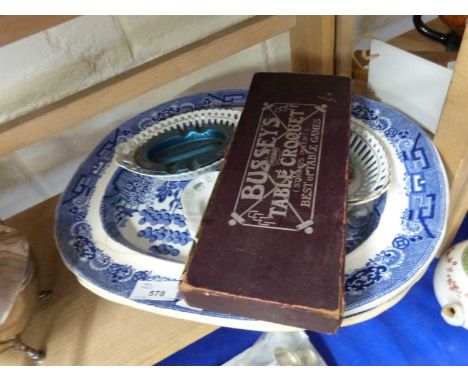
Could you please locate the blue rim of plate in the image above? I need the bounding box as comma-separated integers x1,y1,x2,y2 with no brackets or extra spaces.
55,89,448,321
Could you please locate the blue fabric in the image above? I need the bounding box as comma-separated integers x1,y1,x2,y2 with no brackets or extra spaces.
156,215,468,366
156,327,262,366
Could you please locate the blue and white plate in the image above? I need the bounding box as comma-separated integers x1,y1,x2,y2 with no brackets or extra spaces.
55,90,448,330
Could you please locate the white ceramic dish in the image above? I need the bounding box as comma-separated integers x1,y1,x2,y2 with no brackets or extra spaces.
55,90,448,329
114,108,241,180
348,122,391,206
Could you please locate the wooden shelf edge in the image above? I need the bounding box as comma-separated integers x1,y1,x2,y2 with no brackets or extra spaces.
0,16,77,48
0,15,296,158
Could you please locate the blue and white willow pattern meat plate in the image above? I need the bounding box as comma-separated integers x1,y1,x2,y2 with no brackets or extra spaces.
55,90,448,330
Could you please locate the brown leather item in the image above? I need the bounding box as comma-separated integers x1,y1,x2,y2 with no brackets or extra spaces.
180,73,351,333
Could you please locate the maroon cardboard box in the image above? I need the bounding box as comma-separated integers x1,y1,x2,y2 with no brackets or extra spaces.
180,72,351,333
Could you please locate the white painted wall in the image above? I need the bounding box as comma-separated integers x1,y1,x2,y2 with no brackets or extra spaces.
0,16,252,124
0,16,290,218
353,15,437,50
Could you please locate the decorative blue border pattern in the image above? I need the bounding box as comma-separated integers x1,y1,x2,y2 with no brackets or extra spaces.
55,90,447,319
344,99,447,310
56,90,249,319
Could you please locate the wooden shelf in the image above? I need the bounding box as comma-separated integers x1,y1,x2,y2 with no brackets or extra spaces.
0,16,466,365
0,16,76,48
0,197,217,365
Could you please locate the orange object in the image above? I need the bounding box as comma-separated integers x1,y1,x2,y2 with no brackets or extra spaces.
439,16,468,37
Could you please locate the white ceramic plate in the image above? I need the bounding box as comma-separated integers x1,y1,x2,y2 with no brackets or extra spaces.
55,90,448,329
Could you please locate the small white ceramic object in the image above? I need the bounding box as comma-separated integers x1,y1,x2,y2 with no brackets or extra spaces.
433,240,468,329
181,171,219,238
